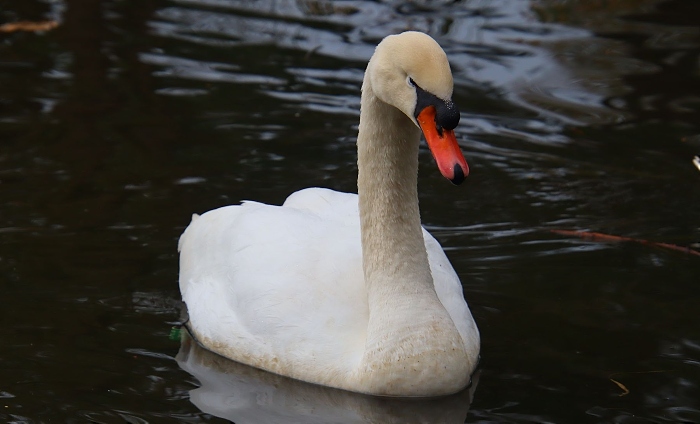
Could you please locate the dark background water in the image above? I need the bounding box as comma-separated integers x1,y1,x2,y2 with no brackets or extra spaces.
1,0,699,422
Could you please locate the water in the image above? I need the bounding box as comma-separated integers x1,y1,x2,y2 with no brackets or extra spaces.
1,0,699,422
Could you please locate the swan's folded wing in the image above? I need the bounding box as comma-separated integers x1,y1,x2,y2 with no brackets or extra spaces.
282,187,359,225
178,199,367,379
423,228,480,364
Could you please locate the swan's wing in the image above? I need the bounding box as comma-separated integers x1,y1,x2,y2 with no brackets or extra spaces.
179,192,367,379
423,229,481,358
282,187,359,225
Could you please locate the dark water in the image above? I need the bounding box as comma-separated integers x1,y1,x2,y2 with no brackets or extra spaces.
1,0,699,422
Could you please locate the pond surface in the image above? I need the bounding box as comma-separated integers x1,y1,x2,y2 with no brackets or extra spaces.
1,0,699,422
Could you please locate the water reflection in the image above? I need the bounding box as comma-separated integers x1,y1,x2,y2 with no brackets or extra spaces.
177,330,477,423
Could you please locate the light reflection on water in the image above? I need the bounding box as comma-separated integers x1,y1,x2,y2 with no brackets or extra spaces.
0,0,699,422
148,0,624,128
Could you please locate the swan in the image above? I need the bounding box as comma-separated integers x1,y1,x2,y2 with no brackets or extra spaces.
178,31,480,397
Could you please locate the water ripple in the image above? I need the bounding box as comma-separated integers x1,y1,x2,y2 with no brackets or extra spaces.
144,0,629,132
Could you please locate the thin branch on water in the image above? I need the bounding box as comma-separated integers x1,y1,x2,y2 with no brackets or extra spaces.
0,20,59,33
551,229,700,257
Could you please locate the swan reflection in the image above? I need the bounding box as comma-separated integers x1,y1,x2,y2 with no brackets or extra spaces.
176,330,478,424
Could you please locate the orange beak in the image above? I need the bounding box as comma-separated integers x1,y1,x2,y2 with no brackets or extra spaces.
416,106,469,185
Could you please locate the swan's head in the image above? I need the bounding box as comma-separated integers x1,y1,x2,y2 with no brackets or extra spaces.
368,31,469,184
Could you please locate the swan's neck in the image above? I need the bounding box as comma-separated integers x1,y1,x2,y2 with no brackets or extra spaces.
355,77,468,395
357,85,429,292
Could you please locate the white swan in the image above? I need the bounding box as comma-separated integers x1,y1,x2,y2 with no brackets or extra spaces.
178,31,480,397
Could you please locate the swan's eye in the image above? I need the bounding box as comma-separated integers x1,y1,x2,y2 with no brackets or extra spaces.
407,77,416,87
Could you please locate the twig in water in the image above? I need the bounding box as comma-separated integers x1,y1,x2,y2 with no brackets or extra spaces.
0,20,58,33
551,229,700,257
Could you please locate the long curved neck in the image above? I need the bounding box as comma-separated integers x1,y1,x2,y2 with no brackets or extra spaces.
354,74,468,396
357,79,431,295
